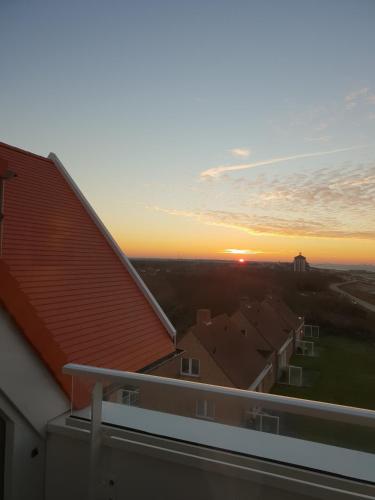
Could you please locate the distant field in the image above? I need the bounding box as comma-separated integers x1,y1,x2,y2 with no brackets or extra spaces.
340,282,375,307
272,334,375,410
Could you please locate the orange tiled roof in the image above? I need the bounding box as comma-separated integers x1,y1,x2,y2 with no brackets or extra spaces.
0,142,175,397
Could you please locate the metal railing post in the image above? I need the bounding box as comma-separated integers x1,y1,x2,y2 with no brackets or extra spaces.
88,382,103,500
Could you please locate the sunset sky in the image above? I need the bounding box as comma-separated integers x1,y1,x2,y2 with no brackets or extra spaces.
1,1,375,264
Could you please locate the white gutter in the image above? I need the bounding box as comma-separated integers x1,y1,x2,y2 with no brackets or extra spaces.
248,363,272,391
48,153,176,342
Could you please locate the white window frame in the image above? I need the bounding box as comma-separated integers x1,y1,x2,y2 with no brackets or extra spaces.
180,357,200,377
196,400,215,420
121,387,139,406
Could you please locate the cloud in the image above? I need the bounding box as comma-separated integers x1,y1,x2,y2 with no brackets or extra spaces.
236,162,375,238
152,158,375,241
151,205,375,240
200,146,364,179
345,88,375,106
315,121,329,131
304,136,330,143
223,248,264,255
345,87,369,102
230,148,251,158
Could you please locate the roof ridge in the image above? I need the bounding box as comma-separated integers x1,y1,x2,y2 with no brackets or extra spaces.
0,141,52,163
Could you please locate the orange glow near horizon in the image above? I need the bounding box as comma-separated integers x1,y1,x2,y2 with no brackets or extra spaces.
104,208,375,266
115,229,375,265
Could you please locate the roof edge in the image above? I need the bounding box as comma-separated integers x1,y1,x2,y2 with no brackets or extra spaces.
0,141,51,163
48,152,176,342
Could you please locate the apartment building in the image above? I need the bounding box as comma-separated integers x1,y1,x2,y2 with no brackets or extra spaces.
293,253,307,272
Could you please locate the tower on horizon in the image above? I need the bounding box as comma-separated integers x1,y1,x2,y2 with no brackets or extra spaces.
293,252,307,272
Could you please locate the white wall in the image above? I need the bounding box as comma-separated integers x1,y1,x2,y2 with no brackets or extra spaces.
0,306,69,434
0,391,45,500
0,306,69,500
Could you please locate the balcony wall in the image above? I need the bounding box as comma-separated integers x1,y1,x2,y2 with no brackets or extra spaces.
46,416,375,500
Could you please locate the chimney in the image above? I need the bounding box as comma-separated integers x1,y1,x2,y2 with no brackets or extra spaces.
196,309,211,326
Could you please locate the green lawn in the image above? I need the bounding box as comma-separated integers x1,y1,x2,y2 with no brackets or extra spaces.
271,334,375,453
273,334,375,410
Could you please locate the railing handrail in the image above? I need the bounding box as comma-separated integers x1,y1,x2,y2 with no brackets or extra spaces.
63,363,375,428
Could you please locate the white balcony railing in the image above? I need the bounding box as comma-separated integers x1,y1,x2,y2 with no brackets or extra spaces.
63,363,375,487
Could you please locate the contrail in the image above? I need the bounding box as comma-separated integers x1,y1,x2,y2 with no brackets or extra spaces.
200,146,365,179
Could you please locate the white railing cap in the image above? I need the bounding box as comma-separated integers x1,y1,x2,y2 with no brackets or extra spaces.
63,363,375,428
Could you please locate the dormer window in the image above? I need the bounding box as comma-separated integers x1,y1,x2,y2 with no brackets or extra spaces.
181,357,200,376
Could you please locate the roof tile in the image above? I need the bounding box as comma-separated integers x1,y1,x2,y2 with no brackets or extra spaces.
0,142,175,398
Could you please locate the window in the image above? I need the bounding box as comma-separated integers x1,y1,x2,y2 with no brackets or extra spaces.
279,350,287,368
120,386,139,406
196,400,215,420
181,358,189,373
241,328,247,336
180,357,200,376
